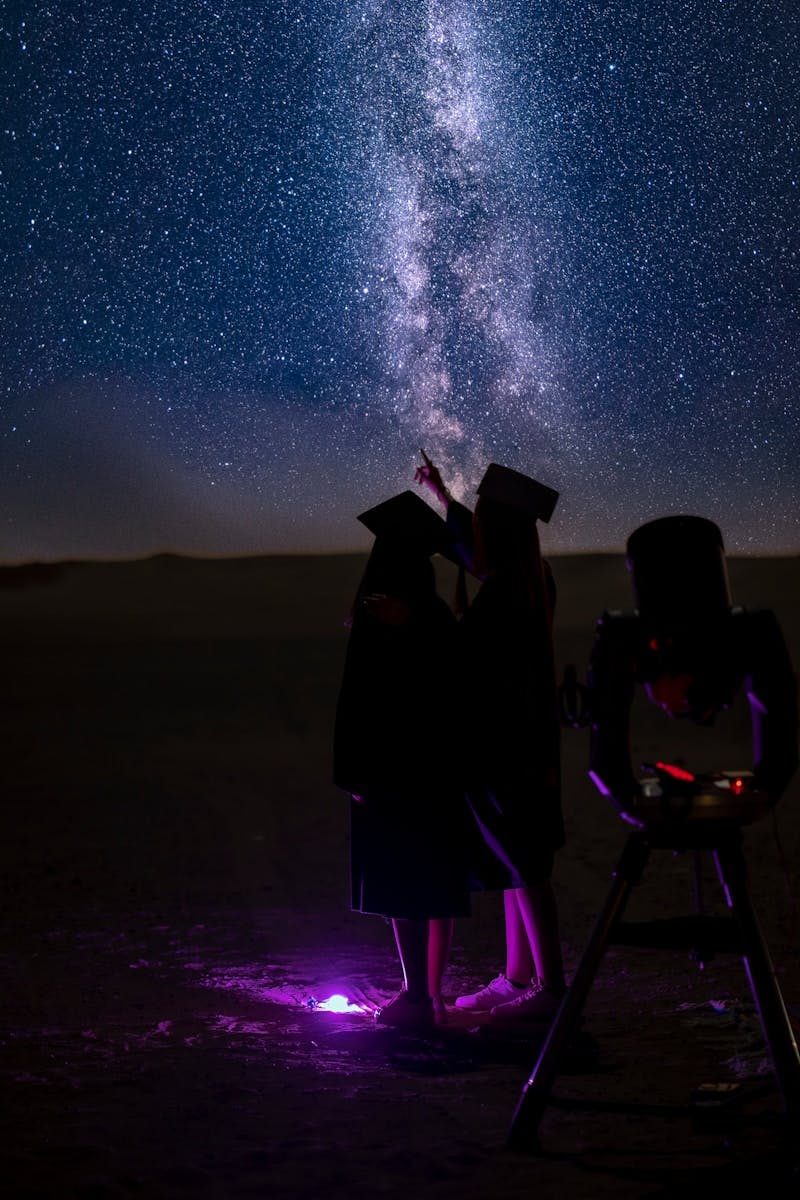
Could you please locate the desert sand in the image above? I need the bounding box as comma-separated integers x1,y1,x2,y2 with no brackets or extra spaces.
1,550,799,1199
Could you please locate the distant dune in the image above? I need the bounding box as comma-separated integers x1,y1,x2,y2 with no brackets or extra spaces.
0,550,797,652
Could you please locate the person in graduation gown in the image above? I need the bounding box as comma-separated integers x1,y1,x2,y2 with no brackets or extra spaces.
333,490,470,1028
415,457,567,1025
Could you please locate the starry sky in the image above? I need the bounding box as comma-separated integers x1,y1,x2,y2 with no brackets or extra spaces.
2,0,798,560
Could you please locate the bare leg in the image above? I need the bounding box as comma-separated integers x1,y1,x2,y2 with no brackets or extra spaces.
427,917,454,1018
504,890,535,986
512,880,565,993
391,919,429,1001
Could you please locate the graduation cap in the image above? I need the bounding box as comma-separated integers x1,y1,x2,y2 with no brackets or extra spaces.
476,463,559,523
357,490,454,556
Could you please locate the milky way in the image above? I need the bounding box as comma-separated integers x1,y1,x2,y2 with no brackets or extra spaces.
1,1,798,557
334,3,572,499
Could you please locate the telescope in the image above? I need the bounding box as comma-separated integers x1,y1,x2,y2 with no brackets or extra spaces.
558,514,797,822
511,514,800,1152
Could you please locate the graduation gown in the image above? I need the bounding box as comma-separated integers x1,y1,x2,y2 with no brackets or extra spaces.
333,593,470,920
447,501,564,889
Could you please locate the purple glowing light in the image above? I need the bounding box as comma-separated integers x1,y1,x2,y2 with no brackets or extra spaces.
316,993,365,1014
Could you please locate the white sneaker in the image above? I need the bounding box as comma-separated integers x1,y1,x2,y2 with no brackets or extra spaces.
454,974,529,1011
488,981,564,1025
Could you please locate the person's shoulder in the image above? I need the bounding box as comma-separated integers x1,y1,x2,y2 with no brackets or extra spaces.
447,498,473,523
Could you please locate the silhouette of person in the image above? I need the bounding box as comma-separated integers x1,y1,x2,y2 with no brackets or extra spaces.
415,456,566,1024
333,490,470,1027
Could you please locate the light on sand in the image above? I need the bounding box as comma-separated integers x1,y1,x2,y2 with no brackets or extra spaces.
316,994,364,1014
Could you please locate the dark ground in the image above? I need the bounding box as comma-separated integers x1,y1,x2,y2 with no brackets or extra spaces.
1,552,799,1198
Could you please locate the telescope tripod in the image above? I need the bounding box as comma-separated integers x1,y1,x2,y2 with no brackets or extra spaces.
508,819,800,1151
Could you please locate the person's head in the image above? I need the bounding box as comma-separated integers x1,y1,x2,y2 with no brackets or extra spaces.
358,535,435,605
349,489,450,623
473,495,543,577
473,464,558,615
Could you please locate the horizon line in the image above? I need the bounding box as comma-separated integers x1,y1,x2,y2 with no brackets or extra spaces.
2,545,798,569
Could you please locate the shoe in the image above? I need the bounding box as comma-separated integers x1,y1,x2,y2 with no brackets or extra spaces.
454,974,529,1011
488,981,564,1025
375,989,435,1029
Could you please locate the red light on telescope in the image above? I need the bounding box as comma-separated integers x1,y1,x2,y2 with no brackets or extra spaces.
649,637,659,651
655,761,696,782
731,777,746,796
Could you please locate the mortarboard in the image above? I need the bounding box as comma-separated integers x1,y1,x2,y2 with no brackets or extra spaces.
357,490,454,556
476,463,559,523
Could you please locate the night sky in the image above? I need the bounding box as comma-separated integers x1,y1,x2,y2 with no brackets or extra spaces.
2,1,798,560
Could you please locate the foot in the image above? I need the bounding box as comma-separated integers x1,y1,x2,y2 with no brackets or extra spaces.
489,981,564,1025
454,974,529,1012
375,989,435,1029
431,995,448,1025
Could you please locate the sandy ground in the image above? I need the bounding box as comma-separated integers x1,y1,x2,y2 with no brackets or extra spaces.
1,550,799,1199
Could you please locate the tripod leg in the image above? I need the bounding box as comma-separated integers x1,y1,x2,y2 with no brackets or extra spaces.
714,836,800,1128
508,832,651,1151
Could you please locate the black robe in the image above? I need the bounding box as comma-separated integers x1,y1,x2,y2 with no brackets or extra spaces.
333,592,470,919
448,501,564,889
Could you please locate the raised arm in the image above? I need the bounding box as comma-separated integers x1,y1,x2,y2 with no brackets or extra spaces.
414,450,480,579
414,448,452,509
